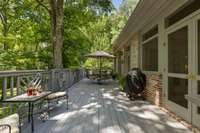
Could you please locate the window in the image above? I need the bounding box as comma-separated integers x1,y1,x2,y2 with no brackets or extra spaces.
168,26,188,74
165,0,200,28
198,107,200,114
142,27,158,71
125,46,131,71
118,54,122,75
142,26,158,41
127,55,130,71
168,77,188,108
198,20,200,74
198,81,200,95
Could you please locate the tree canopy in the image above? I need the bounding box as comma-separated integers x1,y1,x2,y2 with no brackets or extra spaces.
0,0,139,70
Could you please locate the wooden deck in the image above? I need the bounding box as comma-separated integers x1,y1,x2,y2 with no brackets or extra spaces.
22,79,192,133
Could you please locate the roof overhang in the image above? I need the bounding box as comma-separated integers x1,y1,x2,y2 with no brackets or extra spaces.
113,0,177,52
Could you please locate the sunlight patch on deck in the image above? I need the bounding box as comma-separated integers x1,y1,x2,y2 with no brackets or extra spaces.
22,79,192,133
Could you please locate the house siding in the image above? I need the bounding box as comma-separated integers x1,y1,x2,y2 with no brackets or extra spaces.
114,1,200,130
130,39,139,68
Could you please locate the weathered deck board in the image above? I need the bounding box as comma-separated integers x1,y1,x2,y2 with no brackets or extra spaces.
22,79,192,133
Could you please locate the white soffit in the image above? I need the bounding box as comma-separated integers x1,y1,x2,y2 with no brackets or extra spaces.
113,0,173,51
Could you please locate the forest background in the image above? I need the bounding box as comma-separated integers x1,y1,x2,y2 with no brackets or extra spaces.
0,0,139,70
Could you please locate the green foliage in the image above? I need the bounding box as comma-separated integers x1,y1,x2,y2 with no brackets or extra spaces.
119,76,127,91
0,0,139,70
120,0,140,18
111,71,119,80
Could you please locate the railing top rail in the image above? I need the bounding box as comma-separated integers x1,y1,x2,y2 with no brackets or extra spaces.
0,70,49,77
0,68,85,77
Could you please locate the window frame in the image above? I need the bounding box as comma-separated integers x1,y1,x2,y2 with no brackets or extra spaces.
125,46,131,72
165,0,200,28
141,26,159,72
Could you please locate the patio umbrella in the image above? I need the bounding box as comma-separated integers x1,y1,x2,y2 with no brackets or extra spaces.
85,51,115,80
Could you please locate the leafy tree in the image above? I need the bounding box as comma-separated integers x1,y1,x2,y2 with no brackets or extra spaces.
0,0,139,71
0,0,26,50
120,0,139,18
110,0,139,44
35,0,113,68
62,0,113,68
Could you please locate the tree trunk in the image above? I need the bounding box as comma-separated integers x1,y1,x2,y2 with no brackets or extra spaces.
0,9,9,50
3,26,9,50
49,0,64,68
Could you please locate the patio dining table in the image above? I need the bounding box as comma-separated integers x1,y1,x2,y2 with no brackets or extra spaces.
2,91,52,133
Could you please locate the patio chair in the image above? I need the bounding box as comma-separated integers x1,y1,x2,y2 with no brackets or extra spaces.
101,70,112,80
87,70,96,80
0,114,19,133
0,124,11,133
46,72,69,110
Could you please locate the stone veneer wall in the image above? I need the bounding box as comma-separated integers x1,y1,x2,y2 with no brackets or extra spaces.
144,74,163,106
130,40,139,68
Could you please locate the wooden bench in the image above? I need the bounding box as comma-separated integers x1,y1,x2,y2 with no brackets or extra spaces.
46,91,68,110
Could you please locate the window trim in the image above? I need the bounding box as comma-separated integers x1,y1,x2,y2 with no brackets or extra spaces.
142,25,158,41
165,0,200,28
166,6,200,31
143,71,161,76
142,35,158,45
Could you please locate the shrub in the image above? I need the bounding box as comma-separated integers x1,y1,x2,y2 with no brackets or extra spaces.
118,76,127,91
112,72,119,80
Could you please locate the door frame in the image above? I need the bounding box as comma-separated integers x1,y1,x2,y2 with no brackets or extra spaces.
164,19,192,122
191,14,200,127
164,12,200,125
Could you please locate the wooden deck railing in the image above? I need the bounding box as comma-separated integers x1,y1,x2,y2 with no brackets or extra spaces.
0,68,85,117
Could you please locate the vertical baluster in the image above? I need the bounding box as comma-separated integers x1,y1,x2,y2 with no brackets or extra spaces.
69,71,71,86
43,73,46,91
46,73,51,90
71,71,72,85
76,71,77,82
66,70,68,87
10,76,14,97
79,70,81,80
75,71,77,82
73,71,75,83
70,71,72,85
74,71,75,83
71,71,72,84
73,71,76,84
10,76,14,112
41,73,44,90
51,70,55,90
48,73,51,90
73,71,74,83
17,76,20,95
78,70,80,81
2,77,7,107
74,71,76,83
68,71,70,87
79,70,80,80
72,71,74,84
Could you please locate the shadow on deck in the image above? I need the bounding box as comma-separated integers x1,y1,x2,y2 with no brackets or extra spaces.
22,79,192,133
